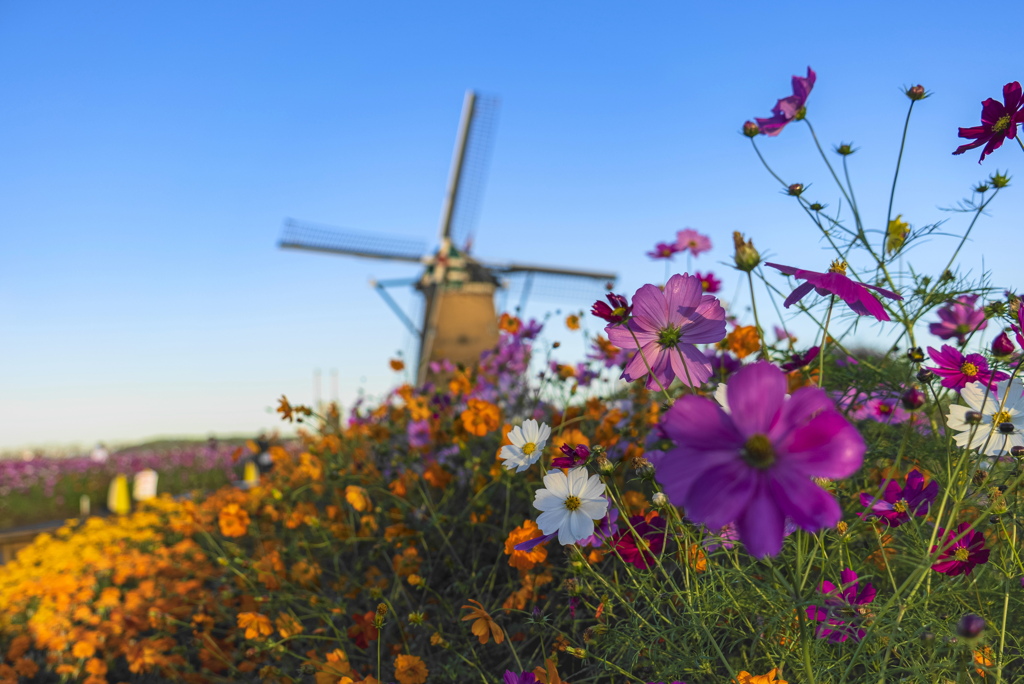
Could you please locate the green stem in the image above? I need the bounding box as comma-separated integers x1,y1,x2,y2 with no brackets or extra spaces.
747,271,767,358
818,296,835,387
884,100,916,256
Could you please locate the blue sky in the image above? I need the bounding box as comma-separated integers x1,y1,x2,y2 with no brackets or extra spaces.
2,2,1022,449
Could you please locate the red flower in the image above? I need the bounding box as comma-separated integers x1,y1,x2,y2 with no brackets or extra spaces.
611,514,667,569
953,81,1024,164
931,523,990,576
695,271,721,294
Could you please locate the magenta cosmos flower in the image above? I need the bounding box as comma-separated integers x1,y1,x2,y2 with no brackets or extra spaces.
931,523,990,576
611,514,667,569
755,67,817,137
647,241,680,260
606,273,727,390
654,362,865,557
926,344,1009,391
675,228,712,257
929,294,987,345
694,271,721,293
591,292,631,325
859,469,938,527
766,260,902,322
806,568,876,642
953,81,1024,164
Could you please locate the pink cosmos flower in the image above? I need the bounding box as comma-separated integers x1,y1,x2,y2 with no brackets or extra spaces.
675,228,712,257
953,81,1024,164
851,397,908,425
694,271,721,293
654,362,865,557
806,568,876,642
931,523,990,576
606,273,727,390
1010,303,1024,350
647,242,680,260
929,294,987,345
991,331,1015,357
766,260,902,322
859,469,937,527
755,67,817,137
926,344,1009,391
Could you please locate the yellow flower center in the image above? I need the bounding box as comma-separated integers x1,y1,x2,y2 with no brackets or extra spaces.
564,496,582,512
993,114,1011,133
954,547,970,562
827,259,848,275
960,362,979,377
892,499,908,513
742,434,775,469
991,410,1012,426
522,443,536,455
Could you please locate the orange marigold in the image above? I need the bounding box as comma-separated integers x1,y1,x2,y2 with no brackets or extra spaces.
504,519,548,571
393,654,429,684
344,485,372,512
734,668,788,684
565,314,580,331
389,358,405,371
218,503,250,537
499,312,521,334
460,399,501,436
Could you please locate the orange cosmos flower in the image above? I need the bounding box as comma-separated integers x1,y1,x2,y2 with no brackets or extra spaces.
394,654,428,684
499,312,521,334
460,399,501,437
389,358,405,371
504,519,548,571
734,668,788,684
565,314,580,331
725,325,762,359
461,599,504,644
218,503,250,537
237,612,274,640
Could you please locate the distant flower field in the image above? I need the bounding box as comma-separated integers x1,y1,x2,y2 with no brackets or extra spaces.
2,68,1024,683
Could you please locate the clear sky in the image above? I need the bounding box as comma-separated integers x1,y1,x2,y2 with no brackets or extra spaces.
2,1,1022,450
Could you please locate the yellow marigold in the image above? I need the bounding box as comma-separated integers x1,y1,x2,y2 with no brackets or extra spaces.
237,612,274,640
565,314,580,331
390,358,405,371
734,668,788,684
460,398,501,436
393,654,429,684
345,485,372,512
725,325,761,359
218,503,250,537
504,519,548,571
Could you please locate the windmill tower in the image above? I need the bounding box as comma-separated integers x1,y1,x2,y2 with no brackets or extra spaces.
279,90,616,384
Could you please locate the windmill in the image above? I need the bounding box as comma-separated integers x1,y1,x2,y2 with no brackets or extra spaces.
279,90,617,384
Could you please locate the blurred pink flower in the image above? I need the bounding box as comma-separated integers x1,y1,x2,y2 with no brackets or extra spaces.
675,228,712,257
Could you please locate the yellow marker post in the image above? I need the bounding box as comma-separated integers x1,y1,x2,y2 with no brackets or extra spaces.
108,475,131,515
244,461,259,487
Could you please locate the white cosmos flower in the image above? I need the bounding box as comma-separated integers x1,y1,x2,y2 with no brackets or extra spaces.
498,419,551,473
946,379,1024,456
533,467,608,545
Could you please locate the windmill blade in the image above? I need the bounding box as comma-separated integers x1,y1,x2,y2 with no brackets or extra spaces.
486,261,616,283
437,90,500,248
488,263,617,314
279,218,428,263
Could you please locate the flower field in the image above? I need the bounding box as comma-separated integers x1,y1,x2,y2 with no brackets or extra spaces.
3,70,1024,683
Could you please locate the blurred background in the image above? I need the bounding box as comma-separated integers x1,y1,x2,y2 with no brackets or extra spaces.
2,1,1022,451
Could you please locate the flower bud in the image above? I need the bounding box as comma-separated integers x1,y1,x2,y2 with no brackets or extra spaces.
999,421,1016,434
956,613,986,639
809,202,824,212
595,455,614,475
732,232,761,272
907,346,924,363
1011,445,1024,458
835,142,855,156
965,410,983,424
742,120,760,137
905,85,927,101
652,492,668,508
901,386,926,411
991,331,1015,357
916,368,934,383
990,171,1011,188
787,183,804,196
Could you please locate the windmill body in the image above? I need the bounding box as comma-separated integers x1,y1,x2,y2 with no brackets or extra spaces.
279,90,616,384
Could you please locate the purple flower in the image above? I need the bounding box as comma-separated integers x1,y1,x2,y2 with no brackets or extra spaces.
655,362,865,557
851,397,908,425
754,67,816,137
859,469,937,527
766,261,902,322
591,292,631,325
606,274,727,390
992,331,1015,357
1012,304,1024,349
504,672,538,684
929,294,987,345
953,81,1024,163
931,523,990,576
407,420,431,449
926,344,1009,391
611,514,668,569
647,242,681,260
551,443,590,469
806,568,876,642
675,228,712,257
780,346,820,372
577,506,620,548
